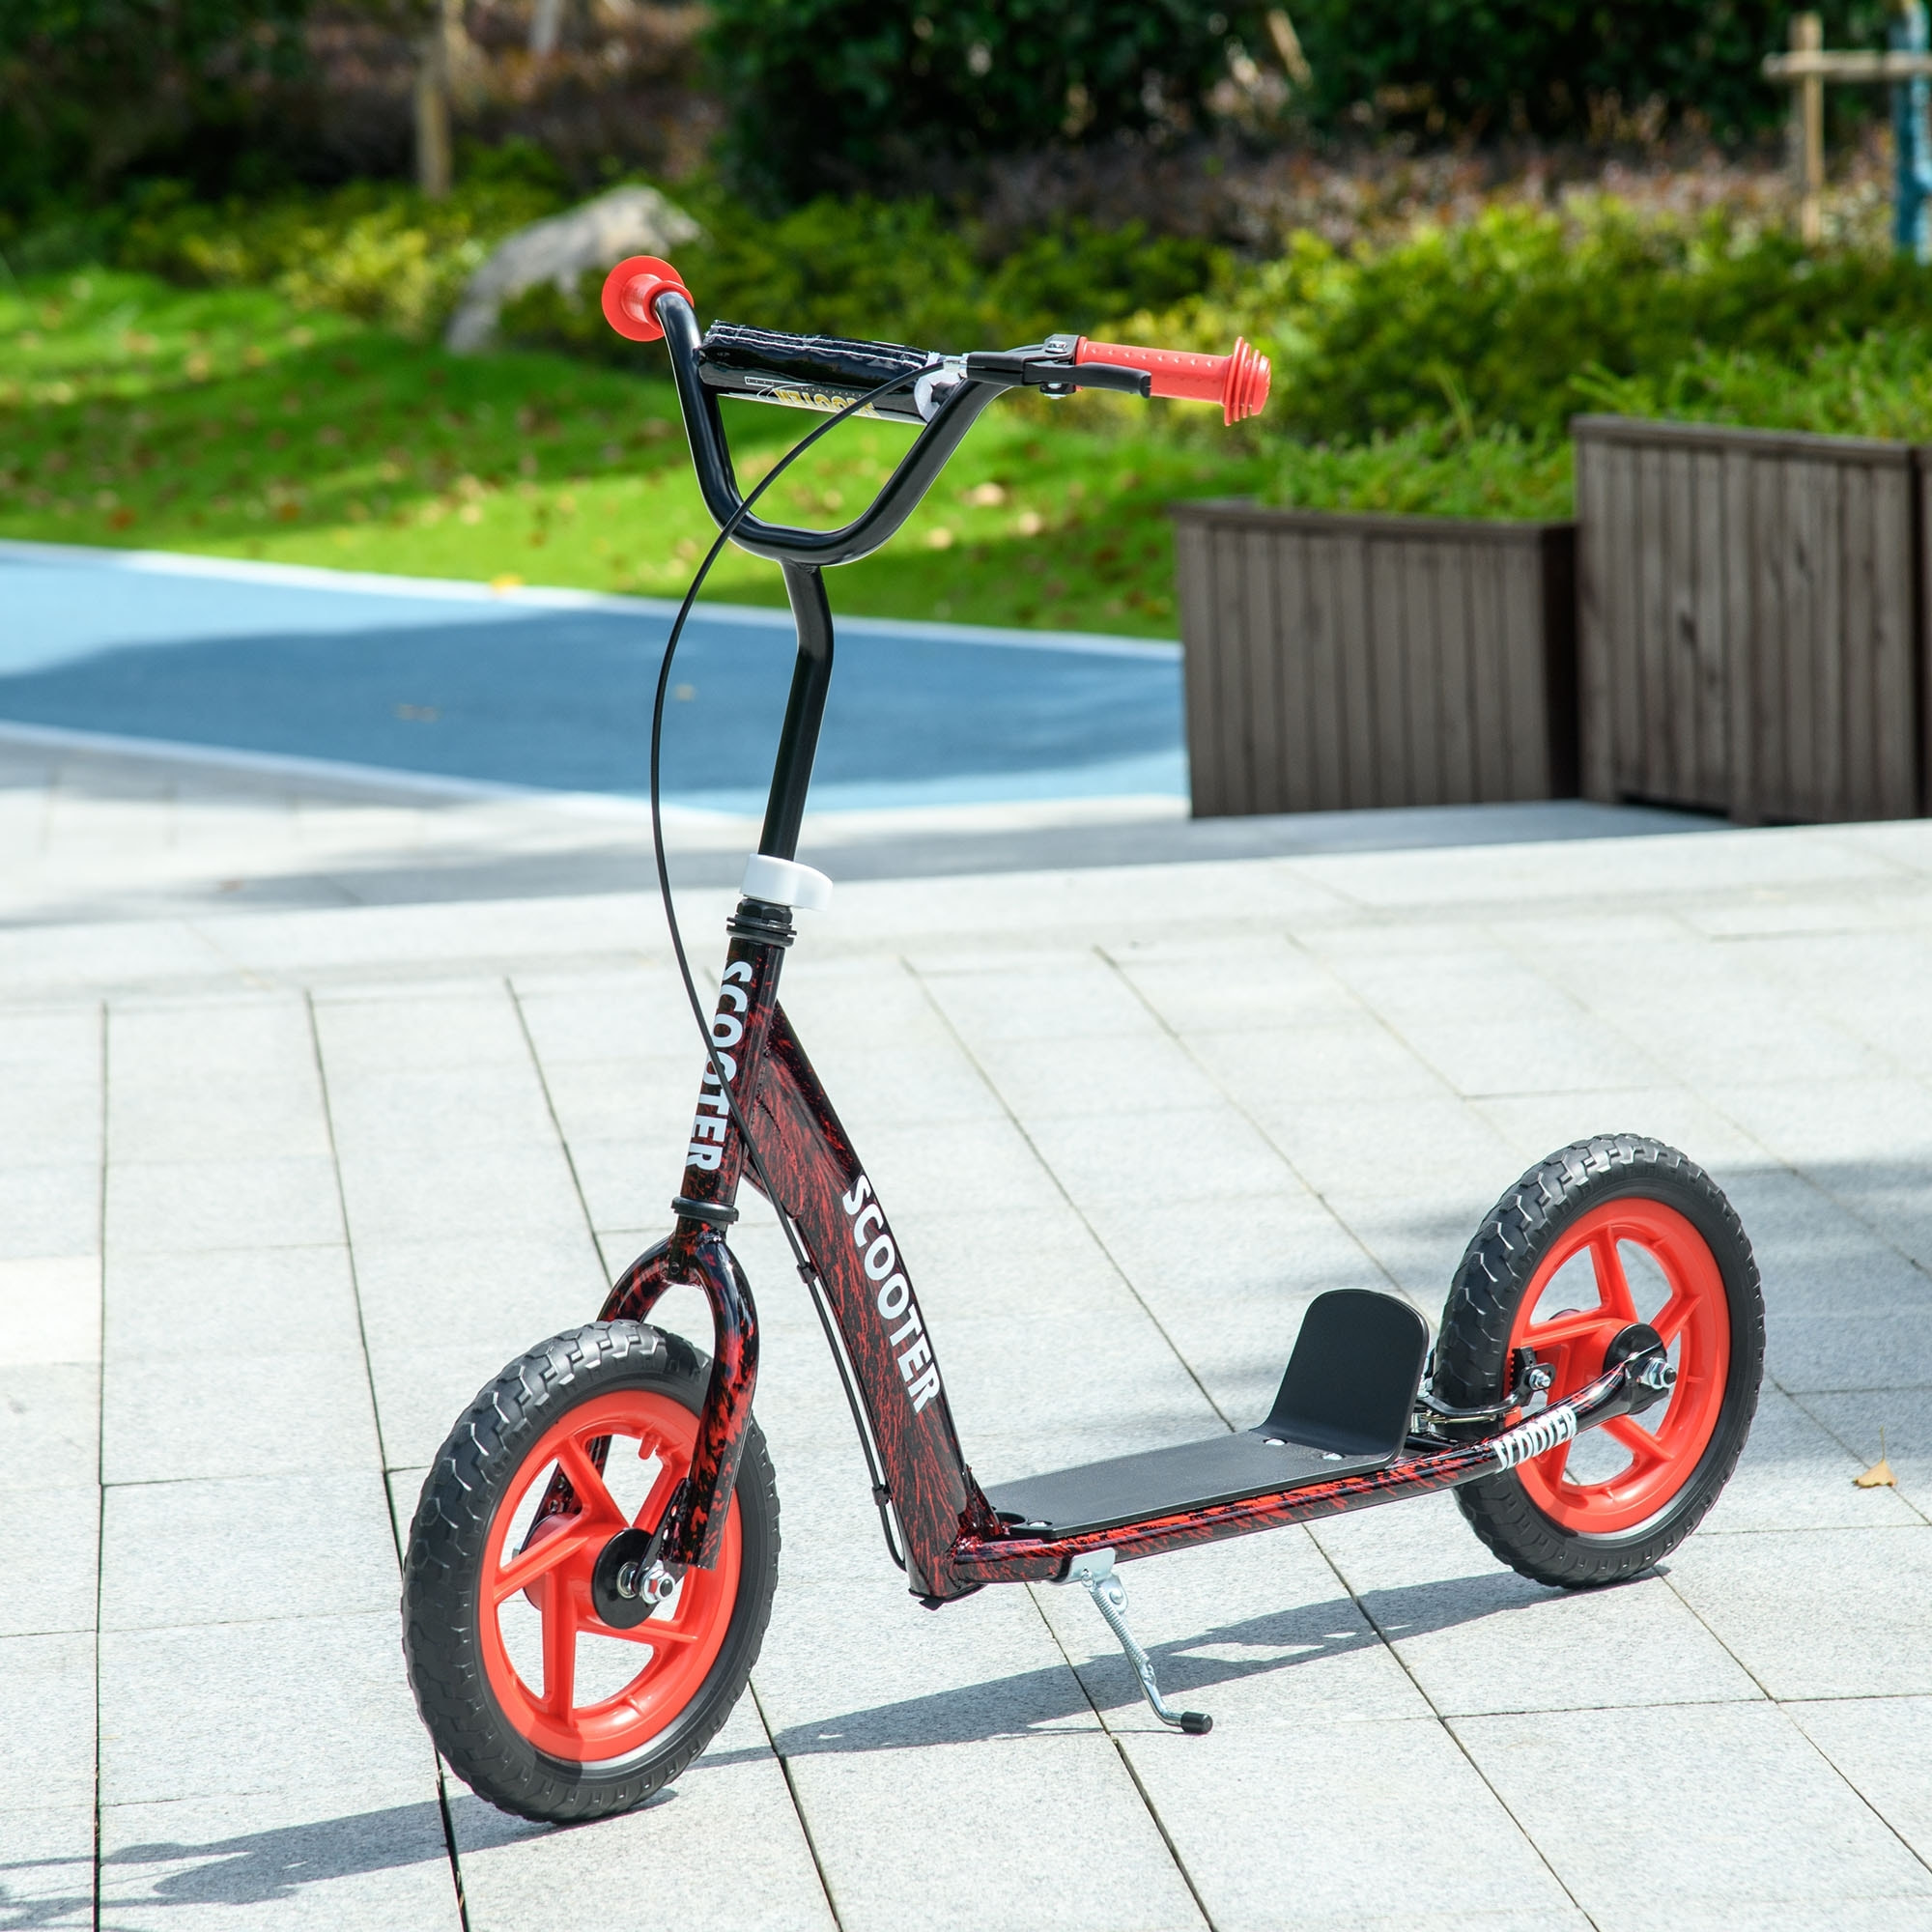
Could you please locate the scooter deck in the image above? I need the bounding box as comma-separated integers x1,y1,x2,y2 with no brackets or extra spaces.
984,1430,1391,1539
983,1288,1431,1542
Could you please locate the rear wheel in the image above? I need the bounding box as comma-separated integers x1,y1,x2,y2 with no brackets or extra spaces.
1435,1135,1762,1588
403,1321,779,1822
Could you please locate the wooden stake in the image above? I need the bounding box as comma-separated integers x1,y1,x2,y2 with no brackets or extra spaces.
1794,13,1826,243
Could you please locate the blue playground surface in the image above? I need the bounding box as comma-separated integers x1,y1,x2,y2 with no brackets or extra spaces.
0,542,1184,813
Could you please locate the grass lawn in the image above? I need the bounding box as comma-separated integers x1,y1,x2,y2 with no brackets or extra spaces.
0,271,1269,636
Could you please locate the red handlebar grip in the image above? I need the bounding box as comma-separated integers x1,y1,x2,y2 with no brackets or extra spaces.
1074,336,1270,425
601,256,693,343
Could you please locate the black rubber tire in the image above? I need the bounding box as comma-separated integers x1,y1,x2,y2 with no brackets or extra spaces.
402,1321,780,1823
1435,1135,1763,1590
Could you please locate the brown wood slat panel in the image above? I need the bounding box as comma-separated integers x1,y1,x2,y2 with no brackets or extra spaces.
1871,461,1918,816
1784,458,1824,821
1303,528,1347,810
1435,541,1478,803
1751,455,1788,820
1840,463,1877,818
1664,444,1701,798
1723,447,1759,824
1637,442,1674,804
1691,447,1728,805
1611,441,1647,801
1211,526,1254,812
1240,527,1285,813
1338,531,1378,808
1399,542,1441,809
1497,543,1549,798
1174,521,1224,815
1272,530,1315,814
1575,435,1617,801
1469,543,1512,799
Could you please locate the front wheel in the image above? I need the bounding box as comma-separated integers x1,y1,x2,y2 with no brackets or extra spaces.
1435,1135,1763,1589
402,1321,780,1823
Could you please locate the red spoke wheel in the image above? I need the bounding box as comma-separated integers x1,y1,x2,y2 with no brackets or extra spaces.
403,1322,779,1823
1434,1136,1763,1589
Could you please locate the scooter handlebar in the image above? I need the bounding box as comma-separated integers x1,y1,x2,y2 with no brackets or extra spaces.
1072,336,1270,424
602,256,694,343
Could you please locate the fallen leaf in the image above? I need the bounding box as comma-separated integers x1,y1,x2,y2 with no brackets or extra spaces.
1856,1427,1897,1488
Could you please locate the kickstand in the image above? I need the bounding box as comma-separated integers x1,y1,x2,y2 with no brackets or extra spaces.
1060,1550,1210,1736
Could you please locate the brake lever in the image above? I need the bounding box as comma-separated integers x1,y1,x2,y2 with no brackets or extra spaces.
960,350,1152,399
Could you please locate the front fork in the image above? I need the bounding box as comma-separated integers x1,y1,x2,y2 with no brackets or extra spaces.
597,899,791,1572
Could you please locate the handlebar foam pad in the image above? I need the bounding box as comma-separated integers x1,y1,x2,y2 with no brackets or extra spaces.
1074,336,1270,425
602,256,694,343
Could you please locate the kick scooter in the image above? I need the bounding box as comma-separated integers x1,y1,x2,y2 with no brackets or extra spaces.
402,256,1766,1823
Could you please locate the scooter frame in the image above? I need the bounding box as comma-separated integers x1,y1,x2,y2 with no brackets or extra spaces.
586,283,1677,1615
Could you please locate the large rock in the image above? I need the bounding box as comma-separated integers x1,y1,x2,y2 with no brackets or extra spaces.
444,185,700,353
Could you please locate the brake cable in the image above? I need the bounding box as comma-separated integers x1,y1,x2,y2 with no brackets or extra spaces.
646,364,928,1568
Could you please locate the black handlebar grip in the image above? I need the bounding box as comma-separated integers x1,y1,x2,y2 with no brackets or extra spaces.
697,323,940,422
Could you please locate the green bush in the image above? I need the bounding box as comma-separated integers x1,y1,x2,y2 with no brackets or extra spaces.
1289,0,1888,144
502,189,1226,355
0,0,309,217
112,160,567,337
704,0,1273,206
1126,203,1932,443
1265,422,1573,520
1575,327,1932,439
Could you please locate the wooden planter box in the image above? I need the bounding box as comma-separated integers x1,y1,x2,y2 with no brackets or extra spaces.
1574,414,1923,823
1171,500,1577,817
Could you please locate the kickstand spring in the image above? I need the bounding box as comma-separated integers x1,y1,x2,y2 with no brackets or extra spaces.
1061,1550,1210,1736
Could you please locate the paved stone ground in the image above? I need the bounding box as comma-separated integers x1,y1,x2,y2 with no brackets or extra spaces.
5,753,1932,1932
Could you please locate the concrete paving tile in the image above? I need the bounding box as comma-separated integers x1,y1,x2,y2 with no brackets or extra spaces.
522,1053,698,1145
1123,1717,1586,1932
313,989,530,1072
785,1733,1204,1932
917,953,1163,1045
0,1633,96,1812
0,1007,99,1075
0,1071,100,1166
1399,1015,1669,1098
1024,1106,1293,1212
104,1350,379,1484
107,1080,334,1165
0,1804,95,1931
970,1030,1224,1122
103,1246,361,1364
0,1164,99,1261
1029,1526,1428,1733
1800,1387,1932,1522
1787,1694,1932,1867
101,1471,397,1631
1472,1089,1763,1173
333,1144,584,1245
449,1698,834,1932
321,1060,559,1156
1767,1307,1932,1392
0,1364,99,1493
99,1612,432,1805
104,1157,343,1255
849,1115,1062,1218
0,1256,99,1367
562,1136,678,1236
0,1491,98,1638
754,1570,1100,1752
99,1784,459,1930
110,997,318,1084
1700,1386,1922,1532
1665,1525,1932,1698
1188,1016,1448,1108
350,1231,605,1362
1457,1700,1932,1932
1304,1491,1761,1715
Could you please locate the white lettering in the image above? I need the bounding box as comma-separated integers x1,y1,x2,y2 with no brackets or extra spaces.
841,1175,872,1215
687,1144,723,1171
717,983,750,1015
691,1115,726,1144
876,1273,911,1320
724,961,754,985
898,1336,934,1380
711,1012,744,1048
701,1052,738,1087
906,1364,942,1412
864,1236,895,1281
852,1202,885,1245
888,1306,923,1348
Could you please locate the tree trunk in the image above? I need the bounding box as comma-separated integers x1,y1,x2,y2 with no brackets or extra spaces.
415,0,456,200
529,0,564,58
